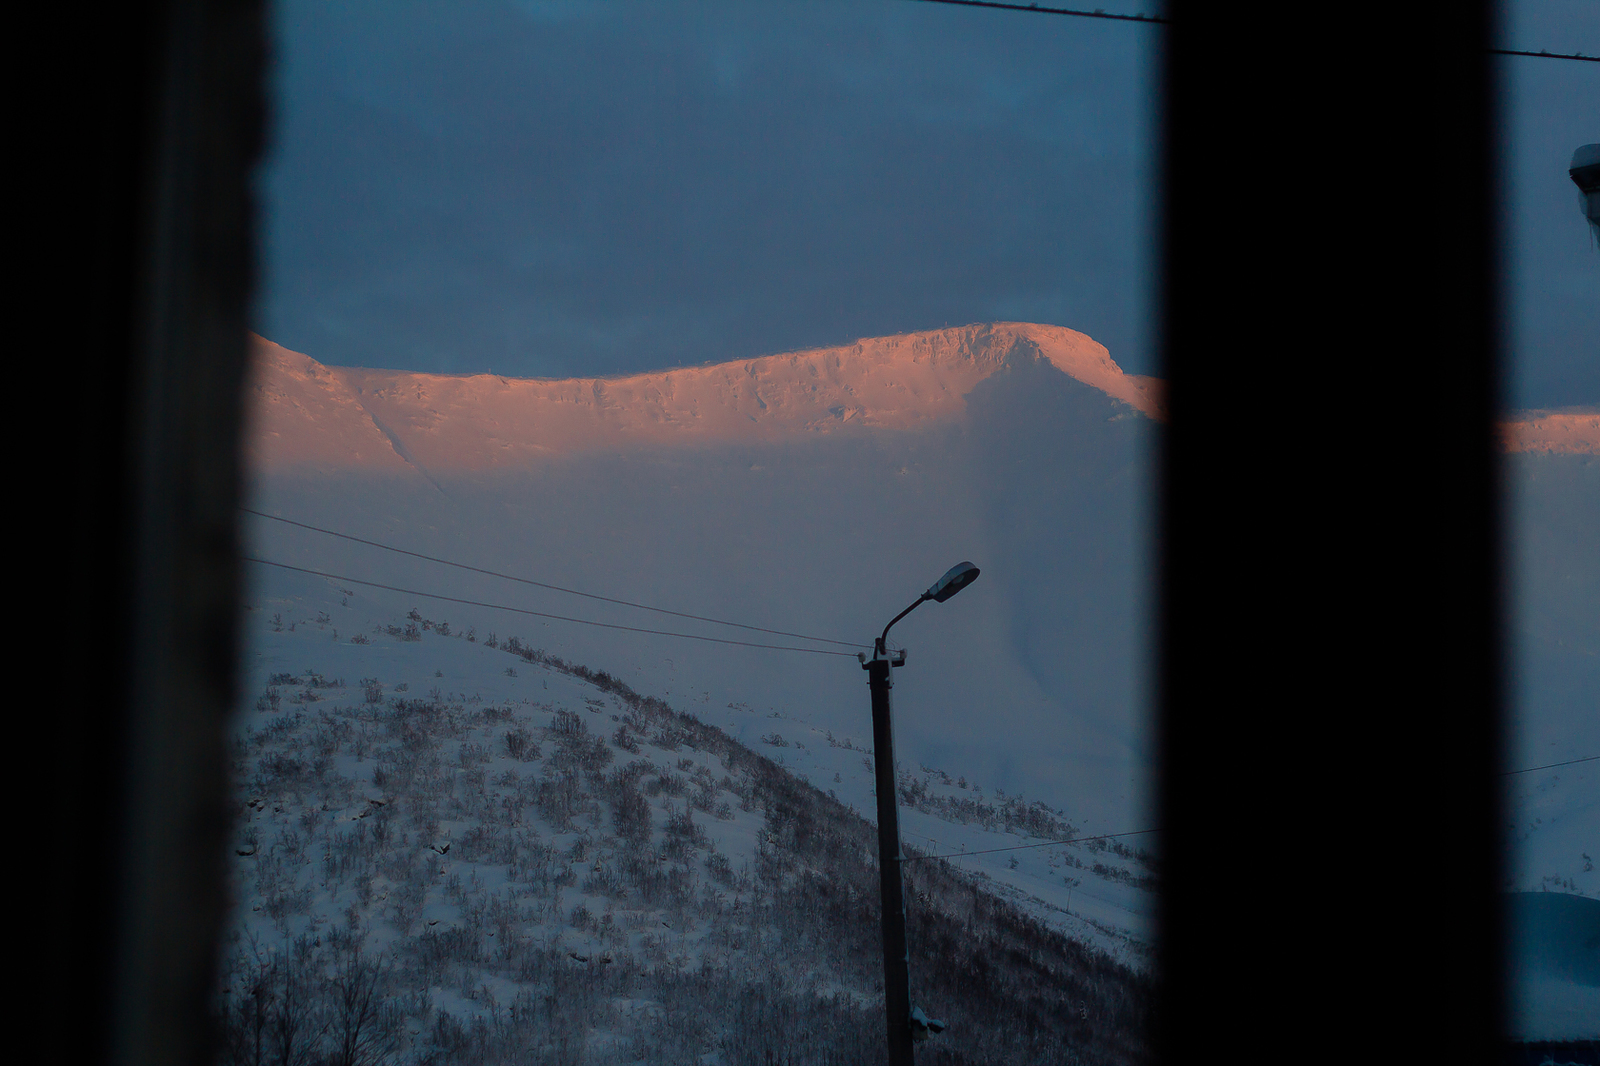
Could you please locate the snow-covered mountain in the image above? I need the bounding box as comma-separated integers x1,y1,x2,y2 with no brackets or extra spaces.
237,321,1167,1061
238,322,1599,1050
245,323,1164,838
247,322,1164,473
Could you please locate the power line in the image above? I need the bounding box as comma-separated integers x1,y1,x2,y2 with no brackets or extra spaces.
909,0,1166,24
1491,48,1599,63
247,550,1597,857
902,754,1597,862
1500,753,1600,776
248,510,1600,758
904,827,1157,863
242,507,867,650
909,0,1600,62
245,556,862,657
242,534,1595,844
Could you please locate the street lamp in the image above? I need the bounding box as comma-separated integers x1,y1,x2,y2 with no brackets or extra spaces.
859,561,979,1066
1572,143,1600,246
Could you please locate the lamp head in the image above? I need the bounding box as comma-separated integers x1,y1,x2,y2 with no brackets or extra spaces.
926,561,980,603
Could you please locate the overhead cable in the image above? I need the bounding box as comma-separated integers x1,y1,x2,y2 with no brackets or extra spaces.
909,0,1166,24
1499,753,1600,775
245,556,862,657
1491,48,1599,62
903,827,1158,863
908,0,1600,62
242,507,867,650
903,754,1595,862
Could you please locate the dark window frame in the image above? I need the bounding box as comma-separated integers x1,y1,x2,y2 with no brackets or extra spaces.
55,3,1506,1062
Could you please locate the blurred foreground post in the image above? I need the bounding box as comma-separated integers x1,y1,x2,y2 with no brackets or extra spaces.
1159,3,1502,1063
50,3,263,1065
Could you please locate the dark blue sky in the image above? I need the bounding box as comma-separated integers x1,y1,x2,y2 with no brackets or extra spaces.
256,0,1597,406
1500,0,1600,408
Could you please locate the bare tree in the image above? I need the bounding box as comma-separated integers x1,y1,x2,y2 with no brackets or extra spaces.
220,938,278,1066
270,937,326,1066
327,945,398,1066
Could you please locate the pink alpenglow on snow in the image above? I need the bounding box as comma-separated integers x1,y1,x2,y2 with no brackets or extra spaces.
1498,410,1600,455
248,323,1167,473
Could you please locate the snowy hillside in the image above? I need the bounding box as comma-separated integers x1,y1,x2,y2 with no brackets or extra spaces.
245,324,1163,840
1502,449,1599,907
218,588,1152,1064
236,325,1599,1052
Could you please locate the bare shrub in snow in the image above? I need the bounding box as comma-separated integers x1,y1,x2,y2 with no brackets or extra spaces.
705,851,735,887
221,640,1150,1066
611,781,652,845
664,808,709,857
611,723,639,753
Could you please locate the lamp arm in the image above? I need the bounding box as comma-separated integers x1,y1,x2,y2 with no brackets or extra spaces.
878,595,930,653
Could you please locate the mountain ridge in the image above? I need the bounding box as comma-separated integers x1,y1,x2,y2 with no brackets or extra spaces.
1500,409,1600,455
248,323,1166,473
249,324,1599,473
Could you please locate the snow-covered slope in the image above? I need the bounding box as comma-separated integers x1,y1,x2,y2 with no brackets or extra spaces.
219,580,1152,1063
1504,451,1599,898
239,323,1598,1048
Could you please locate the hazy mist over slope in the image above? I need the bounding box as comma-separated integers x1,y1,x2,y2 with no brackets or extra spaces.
245,319,1599,875
247,324,1159,833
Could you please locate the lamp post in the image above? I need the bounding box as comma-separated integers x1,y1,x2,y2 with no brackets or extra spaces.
1572,143,1600,246
860,561,979,1066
